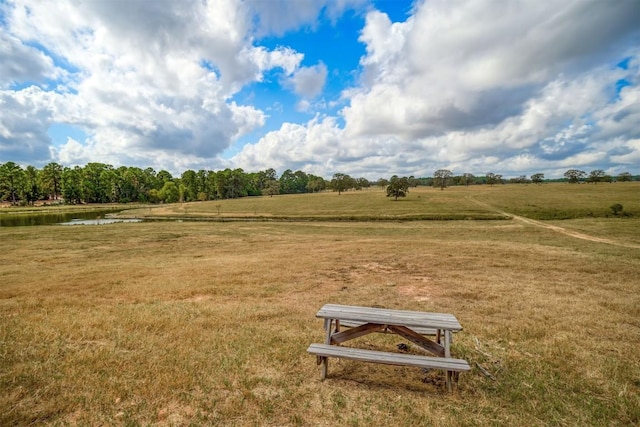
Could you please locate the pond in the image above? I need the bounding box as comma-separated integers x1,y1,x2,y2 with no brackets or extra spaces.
0,209,140,227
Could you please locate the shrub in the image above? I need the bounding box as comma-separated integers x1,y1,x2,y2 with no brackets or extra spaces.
610,203,624,216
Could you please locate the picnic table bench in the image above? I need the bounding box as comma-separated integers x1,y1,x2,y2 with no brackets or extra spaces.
307,304,470,391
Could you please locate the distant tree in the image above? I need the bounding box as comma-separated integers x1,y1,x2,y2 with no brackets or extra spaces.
0,162,25,204
263,180,280,197
156,169,173,188
564,169,586,183
617,172,633,182
306,175,326,192
531,173,544,184
587,169,606,184
215,168,248,199
433,169,453,190
196,170,209,198
158,181,179,203
279,169,309,194
82,163,113,203
23,165,41,205
353,177,369,190
386,175,409,201
486,172,502,186
61,166,83,204
40,162,63,200
331,173,352,195
460,173,475,186
376,178,389,189
180,170,198,201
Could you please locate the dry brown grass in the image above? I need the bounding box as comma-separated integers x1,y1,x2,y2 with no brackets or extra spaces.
1,218,639,426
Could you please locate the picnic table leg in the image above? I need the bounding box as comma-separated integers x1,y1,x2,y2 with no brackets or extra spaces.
321,318,335,380
444,330,452,391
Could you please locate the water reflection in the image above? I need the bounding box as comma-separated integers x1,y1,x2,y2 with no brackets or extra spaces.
59,218,141,225
0,209,131,227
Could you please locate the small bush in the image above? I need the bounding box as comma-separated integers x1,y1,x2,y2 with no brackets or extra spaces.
610,203,624,216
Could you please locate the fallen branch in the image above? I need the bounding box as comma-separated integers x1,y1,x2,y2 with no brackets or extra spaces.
476,362,496,381
473,337,494,358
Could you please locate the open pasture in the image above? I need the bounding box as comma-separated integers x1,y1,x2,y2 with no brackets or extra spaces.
124,182,640,222
1,184,639,425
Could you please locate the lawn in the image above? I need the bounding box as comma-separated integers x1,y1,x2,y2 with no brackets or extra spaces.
1,184,639,426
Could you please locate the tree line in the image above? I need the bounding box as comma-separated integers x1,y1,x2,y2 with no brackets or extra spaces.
0,162,370,205
0,161,636,205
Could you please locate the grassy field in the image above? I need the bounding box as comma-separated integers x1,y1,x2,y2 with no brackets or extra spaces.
120,182,640,222
1,184,639,426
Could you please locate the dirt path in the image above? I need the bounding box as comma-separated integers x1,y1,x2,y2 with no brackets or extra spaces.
470,198,640,249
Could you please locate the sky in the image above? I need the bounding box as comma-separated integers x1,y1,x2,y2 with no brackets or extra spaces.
1,0,639,180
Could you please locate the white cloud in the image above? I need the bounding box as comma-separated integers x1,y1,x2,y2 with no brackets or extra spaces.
344,0,640,141
246,0,367,36
1,0,640,179
0,32,61,88
290,62,328,98
0,87,59,163
0,0,308,172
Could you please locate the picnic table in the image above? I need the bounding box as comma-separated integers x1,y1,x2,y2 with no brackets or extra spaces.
307,304,470,391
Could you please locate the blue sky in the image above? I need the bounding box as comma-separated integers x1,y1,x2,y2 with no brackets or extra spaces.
1,0,639,179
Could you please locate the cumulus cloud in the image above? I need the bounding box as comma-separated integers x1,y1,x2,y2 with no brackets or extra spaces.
0,33,61,88
344,0,640,140
0,0,309,171
290,62,328,98
247,0,367,36
1,0,640,178
0,87,58,163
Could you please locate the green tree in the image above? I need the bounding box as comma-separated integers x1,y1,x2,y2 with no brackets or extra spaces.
23,165,41,205
256,168,277,191
587,169,606,184
143,168,160,191
617,172,632,182
279,169,309,194
386,175,409,201
376,178,389,189
158,181,180,203
61,166,83,204
433,169,453,190
306,175,326,193
486,172,502,186
564,169,586,183
180,169,198,202
460,173,475,186
82,163,115,203
157,170,174,186
214,168,248,199
262,179,280,197
258,169,281,196
331,173,352,195
531,173,544,184
40,162,63,200
0,162,25,204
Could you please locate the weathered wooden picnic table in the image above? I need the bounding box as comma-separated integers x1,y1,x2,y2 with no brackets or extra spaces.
307,304,470,391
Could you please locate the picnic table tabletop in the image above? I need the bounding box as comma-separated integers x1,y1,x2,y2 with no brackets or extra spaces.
316,303,463,331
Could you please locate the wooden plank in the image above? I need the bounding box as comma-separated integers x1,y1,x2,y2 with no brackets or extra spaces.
387,325,445,357
330,323,385,344
307,344,470,372
338,319,440,336
316,304,463,331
